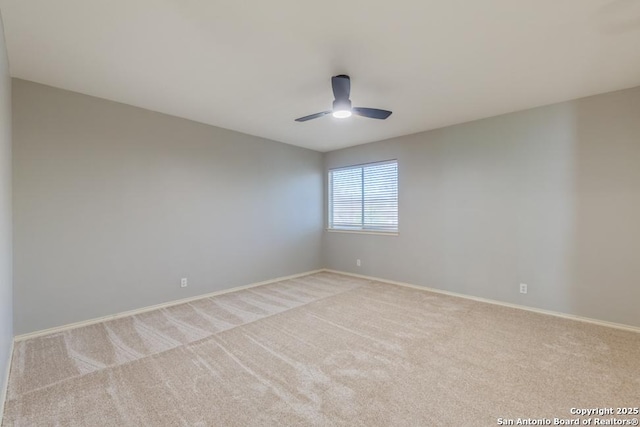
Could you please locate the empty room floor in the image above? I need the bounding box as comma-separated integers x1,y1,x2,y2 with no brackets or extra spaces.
2,272,639,426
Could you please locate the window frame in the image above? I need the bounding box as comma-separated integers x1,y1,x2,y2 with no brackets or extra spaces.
327,159,398,235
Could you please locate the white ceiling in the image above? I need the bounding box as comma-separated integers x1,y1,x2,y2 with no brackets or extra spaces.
1,0,640,152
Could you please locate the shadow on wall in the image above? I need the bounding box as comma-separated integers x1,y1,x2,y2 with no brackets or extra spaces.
568,89,640,326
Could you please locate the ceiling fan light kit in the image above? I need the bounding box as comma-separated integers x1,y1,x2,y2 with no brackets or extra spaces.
295,75,392,122
332,99,352,118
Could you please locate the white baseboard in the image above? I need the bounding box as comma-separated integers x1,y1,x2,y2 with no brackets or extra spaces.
14,267,640,342
325,269,640,334
0,338,14,425
15,269,324,342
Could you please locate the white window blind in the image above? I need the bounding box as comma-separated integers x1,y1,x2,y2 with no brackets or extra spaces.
328,160,398,232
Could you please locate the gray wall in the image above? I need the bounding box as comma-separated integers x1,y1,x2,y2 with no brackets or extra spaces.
11,78,640,335
324,86,640,328
13,79,323,334
0,11,13,406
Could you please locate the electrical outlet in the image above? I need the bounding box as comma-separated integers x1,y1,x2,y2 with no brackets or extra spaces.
181,278,188,288
356,259,361,267
519,283,527,294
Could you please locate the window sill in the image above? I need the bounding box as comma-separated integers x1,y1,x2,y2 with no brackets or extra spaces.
325,229,399,236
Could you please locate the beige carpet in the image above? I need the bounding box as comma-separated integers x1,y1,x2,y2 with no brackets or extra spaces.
3,272,640,426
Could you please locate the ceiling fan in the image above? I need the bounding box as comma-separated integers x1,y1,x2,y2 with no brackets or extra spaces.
295,75,392,122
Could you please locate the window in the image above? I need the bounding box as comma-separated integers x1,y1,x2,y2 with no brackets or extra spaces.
328,160,398,233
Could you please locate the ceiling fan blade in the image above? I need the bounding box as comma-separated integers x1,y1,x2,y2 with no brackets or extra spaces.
294,111,331,122
331,75,351,101
352,107,392,120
